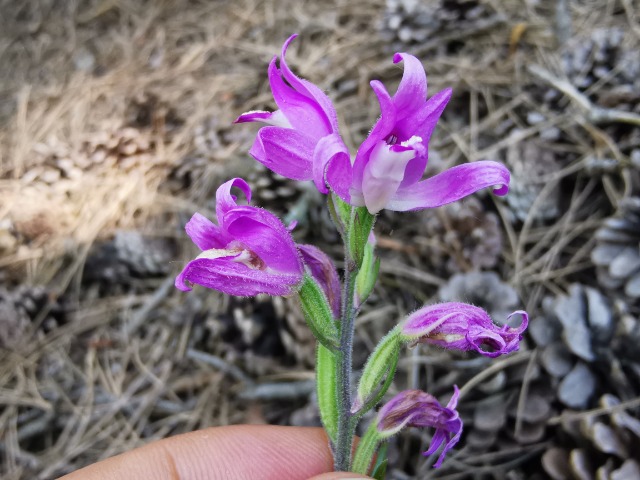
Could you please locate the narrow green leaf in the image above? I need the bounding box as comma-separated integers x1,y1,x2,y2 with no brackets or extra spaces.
355,240,380,306
328,193,352,236
317,343,338,443
371,442,388,480
348,207,375,266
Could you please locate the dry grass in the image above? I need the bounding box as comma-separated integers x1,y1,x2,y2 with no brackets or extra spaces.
1,0,638,478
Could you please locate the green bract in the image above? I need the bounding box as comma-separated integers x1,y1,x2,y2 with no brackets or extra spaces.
298,274,339,351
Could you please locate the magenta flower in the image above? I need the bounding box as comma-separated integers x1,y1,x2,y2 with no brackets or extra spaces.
377,387,462,468
175,178,303,296
351,53,510,214
298,244,341,317
401,302,528,358
235,35,352,201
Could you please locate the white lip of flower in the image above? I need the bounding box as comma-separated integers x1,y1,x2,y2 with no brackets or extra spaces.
197,247,266,270
429,333,464,343
243,109,293,128
362,135,424,214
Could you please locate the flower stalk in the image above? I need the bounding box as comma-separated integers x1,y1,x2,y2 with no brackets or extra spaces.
334,206,368,471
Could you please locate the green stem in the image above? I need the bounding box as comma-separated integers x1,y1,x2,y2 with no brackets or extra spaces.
334,236,359,471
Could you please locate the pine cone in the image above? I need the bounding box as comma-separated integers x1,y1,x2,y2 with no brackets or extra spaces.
527,284,640,466
83,230,175,292
377,198,503,276
592,197,640,307
562,28,640,104
203,295,316,375
379,0,496,49
438,271,520,323
81,126,157,173
0,285,65,346
542,393,640,480
504,139,562,222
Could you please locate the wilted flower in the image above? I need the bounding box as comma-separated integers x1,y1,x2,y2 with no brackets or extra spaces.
298,244,341,317
235,35,352,200
401,302,528,358
350,53,510,214
377,387,462,468
175,178,303,296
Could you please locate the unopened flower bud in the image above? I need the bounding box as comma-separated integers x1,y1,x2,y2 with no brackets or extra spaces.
400,302,528,358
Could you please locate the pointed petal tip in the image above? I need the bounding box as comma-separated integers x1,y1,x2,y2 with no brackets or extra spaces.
507,310,529,333
492,184,510,196
174,272,193,292
281,34,299,58
234,111,269,124
392,52,412,64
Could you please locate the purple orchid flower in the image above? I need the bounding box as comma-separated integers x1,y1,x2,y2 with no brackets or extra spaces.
351,53,511,214
401,302,528,358
298,244,341,317
175,178,303,296
377,387,462,468
235,35,352,201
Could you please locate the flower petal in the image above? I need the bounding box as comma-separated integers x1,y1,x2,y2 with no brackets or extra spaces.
268,56,330,139
351,80,397,202
234,109,292,128
215,178,252,225
362,141,418,214
392,53,428,116
184,213,229,250
279,35,340,133
175,256,301,296
386,161,510,211
410,88,452,142
249,126,315,181
313,133,352,197
224,207,303,274
423,417,463,468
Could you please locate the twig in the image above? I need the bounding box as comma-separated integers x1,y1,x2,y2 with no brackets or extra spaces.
528,64,640,126
186,349,253,385
458,351,533,400
514,349,539,439
125,276,175,335
548,396,640,426
239,380,315,401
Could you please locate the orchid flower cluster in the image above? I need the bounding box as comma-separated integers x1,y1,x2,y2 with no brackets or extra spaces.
176,35,528,476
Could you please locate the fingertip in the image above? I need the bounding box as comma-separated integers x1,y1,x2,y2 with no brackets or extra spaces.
60,425,335,480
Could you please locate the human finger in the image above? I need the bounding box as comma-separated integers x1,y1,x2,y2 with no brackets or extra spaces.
60,425,334,480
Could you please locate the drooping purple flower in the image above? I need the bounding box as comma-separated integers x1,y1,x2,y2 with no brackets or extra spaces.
401,302,528,358
235,35,352,201
350,53,510,214
377,387,462,468
175,178,303,296
298,244,341,317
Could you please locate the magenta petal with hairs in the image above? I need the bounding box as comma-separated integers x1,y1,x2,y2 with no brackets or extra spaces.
175,178,303,296
235,35,351,199
401,302,528,358
377,387,462,468
351,52,510,214
298,244,341,317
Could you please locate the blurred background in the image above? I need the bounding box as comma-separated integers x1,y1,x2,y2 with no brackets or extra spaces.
1,0,639,478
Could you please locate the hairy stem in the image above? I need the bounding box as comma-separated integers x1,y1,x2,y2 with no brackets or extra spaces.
334,212,360,471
